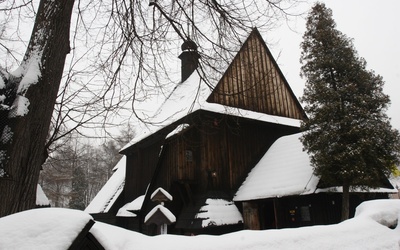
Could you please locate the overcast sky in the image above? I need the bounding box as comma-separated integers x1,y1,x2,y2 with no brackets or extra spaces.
266,0,400,131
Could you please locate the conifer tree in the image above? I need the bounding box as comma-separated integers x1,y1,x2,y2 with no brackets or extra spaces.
300,3,400,220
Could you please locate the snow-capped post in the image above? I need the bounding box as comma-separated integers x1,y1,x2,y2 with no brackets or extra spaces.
144,187,175,235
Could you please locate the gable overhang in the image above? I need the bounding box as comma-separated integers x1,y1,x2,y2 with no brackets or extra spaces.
120,105,301,156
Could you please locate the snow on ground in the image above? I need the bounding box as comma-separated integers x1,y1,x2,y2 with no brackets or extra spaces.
0,208,92,249
355,199,400,228
91,199,400,250
1,200,399,249
196,198,243,227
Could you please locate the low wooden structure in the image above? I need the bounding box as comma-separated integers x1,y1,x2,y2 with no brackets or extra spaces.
117,28,305,235
69,220,105,250
234,133,396,229
144,188,175,234
86,28,395,235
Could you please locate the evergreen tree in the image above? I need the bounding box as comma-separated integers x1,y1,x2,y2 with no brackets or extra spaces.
300,3,400,220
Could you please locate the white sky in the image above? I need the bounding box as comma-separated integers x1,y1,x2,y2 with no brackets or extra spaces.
3,1,398,138
266,0,400,131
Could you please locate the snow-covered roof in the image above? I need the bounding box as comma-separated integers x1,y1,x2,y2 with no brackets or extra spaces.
116,205,137,217
36,184,50,207
121,71,301,152
234,133,318,201
195,199,243,228
165,123,190,139
144,205,176,224
126,195,145,211
234,133,397,202
151,187,173,202
0,208,93,249
85,156,126,214
315,186,397,193
116,195,145,217
120,71,209,151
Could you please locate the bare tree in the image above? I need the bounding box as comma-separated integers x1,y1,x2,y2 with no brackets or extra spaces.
39,161,72,208
0,0,301,217
40,126,134,208
0,0,75,216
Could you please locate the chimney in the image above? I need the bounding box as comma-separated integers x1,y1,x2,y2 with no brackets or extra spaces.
178,40,200,83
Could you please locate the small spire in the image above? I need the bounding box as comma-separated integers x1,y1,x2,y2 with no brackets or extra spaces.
178,39,200,83
181,39,198,52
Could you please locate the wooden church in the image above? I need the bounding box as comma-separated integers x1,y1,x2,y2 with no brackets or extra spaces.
85,28,395,235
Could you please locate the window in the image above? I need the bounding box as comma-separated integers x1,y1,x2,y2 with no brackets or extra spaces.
300,206,311,222
185,150,193,162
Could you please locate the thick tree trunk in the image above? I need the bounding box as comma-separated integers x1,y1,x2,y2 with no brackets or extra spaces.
341,181,350,221
0,0,75,217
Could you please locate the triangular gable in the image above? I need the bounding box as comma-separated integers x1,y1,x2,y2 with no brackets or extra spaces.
121,69,301,153
207,28,306,120
121,29,305,153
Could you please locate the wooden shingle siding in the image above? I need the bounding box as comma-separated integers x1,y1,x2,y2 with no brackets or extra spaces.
114,28,307,235
207,28,306,120
146,111,299,200
124,140,164,202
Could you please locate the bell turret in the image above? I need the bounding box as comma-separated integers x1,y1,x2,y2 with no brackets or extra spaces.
178,39,200,83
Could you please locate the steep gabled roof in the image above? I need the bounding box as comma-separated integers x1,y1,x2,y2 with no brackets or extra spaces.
234,133,397,202
121,29,304,153
120,71,210,152
207,28,306,120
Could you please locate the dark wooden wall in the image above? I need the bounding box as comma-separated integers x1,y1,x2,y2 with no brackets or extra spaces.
114,28,311,236
145,111,299,204
124,139,165,202
121,29,307,231
207,29,305,120
242,193,390,230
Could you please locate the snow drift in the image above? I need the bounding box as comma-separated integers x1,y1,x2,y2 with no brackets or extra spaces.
1,199,400,249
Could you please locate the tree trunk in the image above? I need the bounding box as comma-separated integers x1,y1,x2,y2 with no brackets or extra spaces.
341,180,350,221
0,0,75,217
